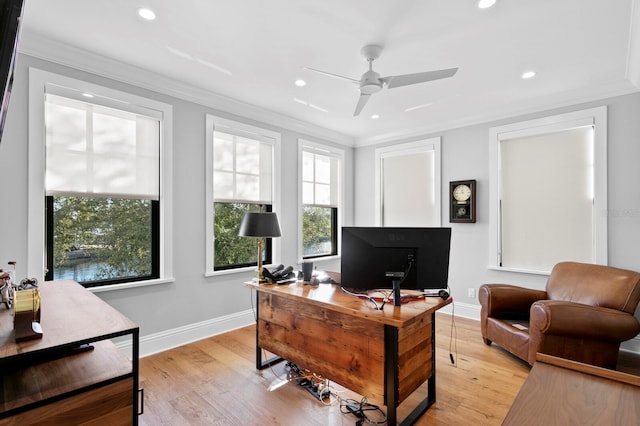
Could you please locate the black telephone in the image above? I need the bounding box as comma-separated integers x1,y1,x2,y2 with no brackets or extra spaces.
262,264,296,283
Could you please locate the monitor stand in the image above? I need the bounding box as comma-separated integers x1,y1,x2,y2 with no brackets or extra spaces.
386,271,405,307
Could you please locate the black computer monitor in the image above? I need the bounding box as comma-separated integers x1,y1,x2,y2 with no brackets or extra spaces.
340,227,451,305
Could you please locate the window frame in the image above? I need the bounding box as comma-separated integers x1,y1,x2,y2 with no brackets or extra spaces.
205,114,281,276
212,202,276,271
489,106,608,274
28,68,174,291
45,195,160,287
298,139,344,262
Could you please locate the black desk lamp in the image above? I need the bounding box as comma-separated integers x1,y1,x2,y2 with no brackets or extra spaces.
238,211,281,282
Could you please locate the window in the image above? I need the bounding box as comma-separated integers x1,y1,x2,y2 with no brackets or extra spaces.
299,140,343,259
489,107,607,273
374,138,442,226
206,115,280,274
28,69,173,288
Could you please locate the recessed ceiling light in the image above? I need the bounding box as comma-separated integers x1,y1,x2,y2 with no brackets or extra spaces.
138,8,156,20
295,79,306,87
82,93,94,98
522,70,536,79
371,114,380,119
478,0,496,9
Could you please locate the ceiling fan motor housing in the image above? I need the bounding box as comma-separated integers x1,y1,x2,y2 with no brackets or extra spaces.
360,70,383,94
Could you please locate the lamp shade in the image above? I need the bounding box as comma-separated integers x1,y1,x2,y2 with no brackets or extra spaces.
238,212,282,238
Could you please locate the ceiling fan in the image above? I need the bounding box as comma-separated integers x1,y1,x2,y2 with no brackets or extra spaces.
304,45,458,116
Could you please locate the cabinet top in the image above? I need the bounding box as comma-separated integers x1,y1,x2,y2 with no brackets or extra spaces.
0,280,138,361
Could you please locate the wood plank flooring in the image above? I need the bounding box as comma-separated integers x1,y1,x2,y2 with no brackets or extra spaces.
138,314,639,425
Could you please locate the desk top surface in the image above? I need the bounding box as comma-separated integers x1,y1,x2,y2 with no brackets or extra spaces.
247,274,452,328
0,280,137,360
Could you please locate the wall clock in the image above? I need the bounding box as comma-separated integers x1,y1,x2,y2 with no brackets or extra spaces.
450,179,476,223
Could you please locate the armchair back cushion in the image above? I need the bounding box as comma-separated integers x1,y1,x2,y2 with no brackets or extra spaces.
546,262,640,314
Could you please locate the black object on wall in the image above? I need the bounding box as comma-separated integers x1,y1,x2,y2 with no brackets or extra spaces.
0,0,25,145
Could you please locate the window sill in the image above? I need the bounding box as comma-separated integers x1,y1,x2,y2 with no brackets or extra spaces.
204,265,268,278
299,255,341,264
487,265,551,276
89,277,176,293
205,256,342,279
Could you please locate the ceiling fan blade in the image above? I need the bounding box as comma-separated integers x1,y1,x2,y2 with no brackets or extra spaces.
354,93,371,116
303,66,359,83
383,67,458,89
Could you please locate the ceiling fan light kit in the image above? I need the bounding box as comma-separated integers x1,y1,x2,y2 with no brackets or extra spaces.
305,44,458,116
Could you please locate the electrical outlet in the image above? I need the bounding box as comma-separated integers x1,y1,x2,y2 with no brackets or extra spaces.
468,288,475,298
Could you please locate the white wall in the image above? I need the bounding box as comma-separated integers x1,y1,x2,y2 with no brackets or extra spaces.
2,47,639,355
354,92,640,351
0,53,352,352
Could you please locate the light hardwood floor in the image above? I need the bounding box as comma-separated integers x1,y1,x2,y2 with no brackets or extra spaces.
138,314,639,425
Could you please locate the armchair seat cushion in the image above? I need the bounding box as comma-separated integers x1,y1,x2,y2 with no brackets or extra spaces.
480,262,640,368
484,318,530,362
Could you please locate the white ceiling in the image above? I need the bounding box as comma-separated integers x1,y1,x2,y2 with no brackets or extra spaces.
19,0,640,146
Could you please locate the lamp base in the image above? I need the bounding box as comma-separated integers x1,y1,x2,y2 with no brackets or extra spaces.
252,268,268,284
256,240,265,283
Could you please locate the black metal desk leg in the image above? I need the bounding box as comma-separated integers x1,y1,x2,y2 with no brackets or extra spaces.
385,313,438,425
384,325,399,425
428,313,436,403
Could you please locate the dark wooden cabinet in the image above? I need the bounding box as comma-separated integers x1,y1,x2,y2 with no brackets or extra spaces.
0,280,140,425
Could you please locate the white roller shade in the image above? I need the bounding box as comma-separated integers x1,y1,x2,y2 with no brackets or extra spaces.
213,131,273,204
45,94,160,200
382,151,436,226
302,150,339,207
500,126,594,270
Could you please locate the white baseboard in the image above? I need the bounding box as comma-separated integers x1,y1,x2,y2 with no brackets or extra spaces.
439,300,481,321
115,309,255,359
621,336,640,353
115,302,639,359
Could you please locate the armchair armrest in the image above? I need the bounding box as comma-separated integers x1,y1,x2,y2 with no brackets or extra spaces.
530,300,640,342
479,284,547,318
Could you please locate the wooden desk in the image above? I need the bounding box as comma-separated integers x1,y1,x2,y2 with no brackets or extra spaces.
503,353,640,425
248,279,452,425
0,280,140,425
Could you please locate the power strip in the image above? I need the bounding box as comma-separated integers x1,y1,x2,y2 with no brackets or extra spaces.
284,361,331,402
297,377,330,402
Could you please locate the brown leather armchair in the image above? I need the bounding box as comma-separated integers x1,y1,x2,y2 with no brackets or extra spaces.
479,262,640,368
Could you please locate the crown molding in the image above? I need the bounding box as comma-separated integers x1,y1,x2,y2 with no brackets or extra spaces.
626,0,640,87
353,80,639,147
18,31,355,147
